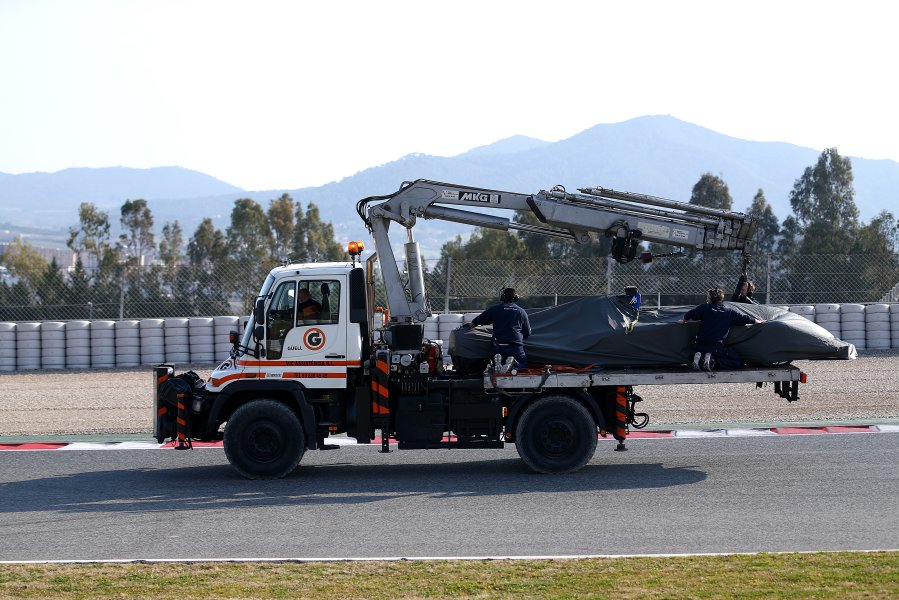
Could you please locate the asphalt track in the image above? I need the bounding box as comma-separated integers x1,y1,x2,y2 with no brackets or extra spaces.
1,431,897,562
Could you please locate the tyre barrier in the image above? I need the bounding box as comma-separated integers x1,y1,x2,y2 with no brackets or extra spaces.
0,322,16,372
164,317,190,364
0,306,897,372
189,317,216,363
0,316,245,371
437,313,464,345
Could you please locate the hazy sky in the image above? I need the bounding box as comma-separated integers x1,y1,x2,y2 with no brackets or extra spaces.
1,0,894,191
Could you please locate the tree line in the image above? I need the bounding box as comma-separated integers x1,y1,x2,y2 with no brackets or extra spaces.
427,148,899,309
0,194,346,320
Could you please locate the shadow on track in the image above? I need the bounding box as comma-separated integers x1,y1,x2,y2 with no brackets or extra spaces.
0,458,706,515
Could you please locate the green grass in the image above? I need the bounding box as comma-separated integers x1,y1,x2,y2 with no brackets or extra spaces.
1,552,896,599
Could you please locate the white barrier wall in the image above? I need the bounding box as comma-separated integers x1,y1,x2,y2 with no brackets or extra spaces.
0,306,897,371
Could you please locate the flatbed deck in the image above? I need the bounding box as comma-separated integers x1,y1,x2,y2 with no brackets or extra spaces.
486,365,804,390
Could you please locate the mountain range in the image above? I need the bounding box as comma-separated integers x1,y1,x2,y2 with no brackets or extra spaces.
2,115,898,258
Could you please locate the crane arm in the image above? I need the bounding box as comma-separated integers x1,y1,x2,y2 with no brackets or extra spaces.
357,179,756,322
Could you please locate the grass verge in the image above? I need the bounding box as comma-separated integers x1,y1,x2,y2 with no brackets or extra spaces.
1,551,897,599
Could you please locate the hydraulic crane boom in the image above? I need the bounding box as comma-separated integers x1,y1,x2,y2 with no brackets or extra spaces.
357,179,756,322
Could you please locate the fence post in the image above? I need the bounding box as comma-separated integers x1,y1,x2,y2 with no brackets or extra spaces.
118,270,125,320
443,256,452,314
605,259,612,296
766,252,772,304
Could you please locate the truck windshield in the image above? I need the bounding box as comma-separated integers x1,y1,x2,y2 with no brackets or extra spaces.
239,273,276,353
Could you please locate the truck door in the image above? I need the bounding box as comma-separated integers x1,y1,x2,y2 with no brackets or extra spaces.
270,277,348,389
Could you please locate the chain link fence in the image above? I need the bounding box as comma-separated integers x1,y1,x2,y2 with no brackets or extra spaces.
426,252,899,311
1,253,898,321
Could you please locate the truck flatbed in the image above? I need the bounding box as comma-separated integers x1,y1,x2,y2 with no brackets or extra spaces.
486,365,803,391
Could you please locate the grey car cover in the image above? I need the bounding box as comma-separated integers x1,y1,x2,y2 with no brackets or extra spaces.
448,295,856,368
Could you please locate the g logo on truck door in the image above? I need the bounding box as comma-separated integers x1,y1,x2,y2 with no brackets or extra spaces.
304,328,326,351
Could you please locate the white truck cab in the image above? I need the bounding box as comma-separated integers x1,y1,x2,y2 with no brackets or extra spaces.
206,263,363,394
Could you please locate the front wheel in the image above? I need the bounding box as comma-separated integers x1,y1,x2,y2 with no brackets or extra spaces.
224,399,305,479
515,395,597,474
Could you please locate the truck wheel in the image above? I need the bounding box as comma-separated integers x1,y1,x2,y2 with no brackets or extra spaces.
515,395,597,474
224,399,305,479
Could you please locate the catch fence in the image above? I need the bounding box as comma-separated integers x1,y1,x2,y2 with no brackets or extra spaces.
1,253,898,321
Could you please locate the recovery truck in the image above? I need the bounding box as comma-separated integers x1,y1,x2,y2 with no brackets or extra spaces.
154,179,804,479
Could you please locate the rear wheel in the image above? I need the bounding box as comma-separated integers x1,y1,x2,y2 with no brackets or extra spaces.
224,399,305,479
515,395,597,474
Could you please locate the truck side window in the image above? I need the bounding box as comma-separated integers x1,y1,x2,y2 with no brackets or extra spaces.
297,280,341,325
266,281,296,359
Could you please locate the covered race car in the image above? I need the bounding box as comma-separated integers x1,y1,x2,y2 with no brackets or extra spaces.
448,295,856,371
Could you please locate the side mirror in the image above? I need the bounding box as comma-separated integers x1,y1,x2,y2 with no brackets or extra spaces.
253,297,266,325
254,325,265,342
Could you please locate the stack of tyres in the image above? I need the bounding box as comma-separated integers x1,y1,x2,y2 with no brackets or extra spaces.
189,317,216,363
213,316,239,359
813,304,841,339
41,322,67,369
892,304,899,349
90,321,116,368
865,304,891,349
65,320,91,369
139,319,166,365
40,322,67,369
0,323,16,372
16,322,41,371
463,312,481,325
115,320,141,367
422,315,439,343
788,304,815,322
164,318,190,365
840,304,866,350
437,313,464,346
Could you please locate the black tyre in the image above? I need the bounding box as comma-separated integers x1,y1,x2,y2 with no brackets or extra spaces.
224,399,305,479
514,395,597,474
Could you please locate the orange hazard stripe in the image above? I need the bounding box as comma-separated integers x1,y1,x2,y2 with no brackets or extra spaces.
371,380,389,398
211,371,347,386
376,359,389,374
210,372,258,386
614,386,627,440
